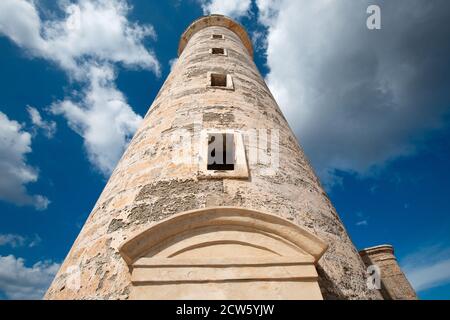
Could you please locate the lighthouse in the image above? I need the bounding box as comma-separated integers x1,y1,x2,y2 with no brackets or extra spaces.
45,15,413,300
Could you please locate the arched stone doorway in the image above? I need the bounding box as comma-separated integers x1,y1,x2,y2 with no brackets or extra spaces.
119,207,328,299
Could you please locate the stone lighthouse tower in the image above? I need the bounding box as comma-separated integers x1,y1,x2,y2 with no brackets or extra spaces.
45,15,391,300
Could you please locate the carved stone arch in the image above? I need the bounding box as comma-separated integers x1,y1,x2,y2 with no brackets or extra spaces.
119,207,328,300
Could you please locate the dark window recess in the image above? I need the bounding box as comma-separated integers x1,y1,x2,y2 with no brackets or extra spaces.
210,73,227,87
212,48,225,55
207,133,235,171
212,34,224,39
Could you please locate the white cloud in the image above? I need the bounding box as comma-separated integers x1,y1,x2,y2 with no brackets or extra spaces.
0,112,49,210
402,244,450,292
0,234,26,248
405,259,450,292
256,0,450,185
250,29,268,52
199,0,252,19
355,211,369,226
28,234,42,248
0,255,59,299
50,64,142,175
0,0,160,79
255,0,283,26
0,0,161,175
27,106,56,138
0,233,41,248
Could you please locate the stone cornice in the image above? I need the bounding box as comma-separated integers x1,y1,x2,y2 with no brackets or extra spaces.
178,15,254,58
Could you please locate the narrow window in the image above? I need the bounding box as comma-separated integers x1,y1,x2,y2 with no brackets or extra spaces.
212,34,224,40
210,73,227,87
207,133,235,171
207,72,233,90
212,48,225,55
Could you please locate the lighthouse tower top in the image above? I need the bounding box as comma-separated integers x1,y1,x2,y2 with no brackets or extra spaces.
178,14,254,57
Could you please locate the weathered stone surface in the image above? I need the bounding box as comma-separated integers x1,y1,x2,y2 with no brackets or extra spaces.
360,245,417,300
45,15,381,300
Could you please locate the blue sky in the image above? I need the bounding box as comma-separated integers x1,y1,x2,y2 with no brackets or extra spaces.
0,0,449,299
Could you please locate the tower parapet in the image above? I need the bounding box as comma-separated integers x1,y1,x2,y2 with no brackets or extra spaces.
178,15,253,57
360,245,417,300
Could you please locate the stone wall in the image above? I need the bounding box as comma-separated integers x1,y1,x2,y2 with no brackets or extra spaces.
360,245,417,300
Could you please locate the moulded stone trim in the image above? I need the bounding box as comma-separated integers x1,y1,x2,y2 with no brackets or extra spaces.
119,206,328,265
178,15,253,57
133,256,316,267
119,207,328,299
131,264,319,283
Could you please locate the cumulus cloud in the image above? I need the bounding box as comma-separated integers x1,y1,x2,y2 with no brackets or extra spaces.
256,0,450,185
27,106,56,138
250,29,268,52
199,0,252,19
0,0,160,79
0,233,41,248
0,234,26,248
0,0,160,175
402,244,450,292
355,211,370,227
0,112,49,210
50,64,142,175
0,255,59,299
355,220,368,227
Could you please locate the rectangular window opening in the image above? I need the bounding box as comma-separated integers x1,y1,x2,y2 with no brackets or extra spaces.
207,133,235,171
210,73,227,87
212,34,224,39
212,48,225,55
